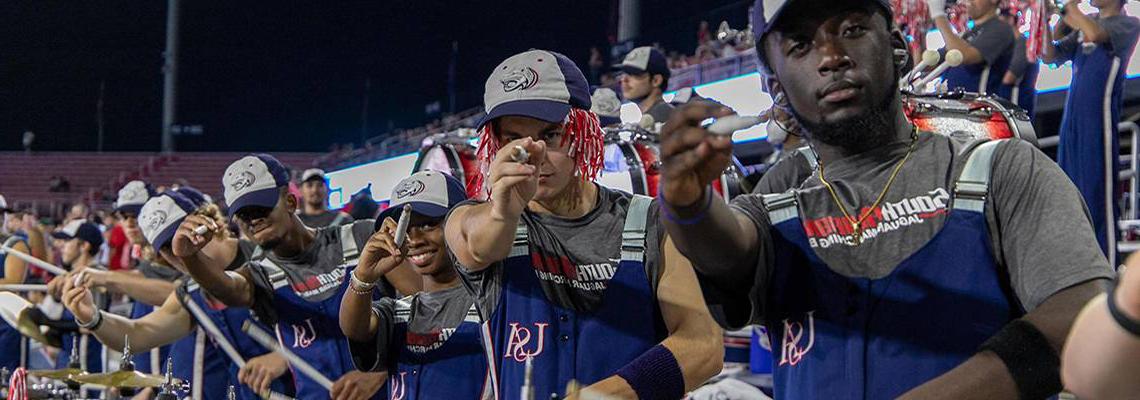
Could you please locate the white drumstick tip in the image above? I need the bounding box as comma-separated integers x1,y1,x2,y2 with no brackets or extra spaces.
706,115,764,136
921,49,940,67
393,204,413,248
193,225,209,236
510,145,529,163
944,49,963,67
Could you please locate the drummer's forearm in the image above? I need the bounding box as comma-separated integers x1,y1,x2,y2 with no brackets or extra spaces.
664,190,760,287
92,297,193,352
180,253,254,307
104,272,175,306
447,203,517,270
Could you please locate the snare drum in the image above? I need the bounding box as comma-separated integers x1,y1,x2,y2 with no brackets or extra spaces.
414,135,481,199
598,125,751,200
905,91,1038,145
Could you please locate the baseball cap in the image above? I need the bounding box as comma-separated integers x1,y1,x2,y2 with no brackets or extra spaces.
614,46,670,78
301,168,327,184
172,186,211,208
590,88,623,127
751,0,891,74
222,154,291,217
51,220,104,248
477,49,592,129
0,195,11,213
375,171,467,232
114,180,155,215
138,192,197,250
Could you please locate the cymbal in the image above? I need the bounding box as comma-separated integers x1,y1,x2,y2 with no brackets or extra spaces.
71,370,180,388
27,368,85,380
0,292,62,347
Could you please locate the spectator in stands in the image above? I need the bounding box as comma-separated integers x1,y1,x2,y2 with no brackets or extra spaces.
589,46,606,84
617,46,675,123
22,130,34,154
698,20,712,46
297,168,355,228
65,203,89,223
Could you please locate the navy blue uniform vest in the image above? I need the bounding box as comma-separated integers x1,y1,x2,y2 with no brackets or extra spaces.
0,235,30,371
760,141,1020,399
179,279,295,399
483,195,663,399
385,297,487,400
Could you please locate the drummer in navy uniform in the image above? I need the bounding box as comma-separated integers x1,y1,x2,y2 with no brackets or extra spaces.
658,0,1113,398
171,153,421,400
340,171,486,400
446,49,723,399
928,0,1017,95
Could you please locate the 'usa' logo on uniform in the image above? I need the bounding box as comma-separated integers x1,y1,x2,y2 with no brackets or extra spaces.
779,311,815,366
503,322,549,362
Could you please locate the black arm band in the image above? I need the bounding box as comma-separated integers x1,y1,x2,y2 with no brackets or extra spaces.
1107,283,1140,337
978,319,1061,400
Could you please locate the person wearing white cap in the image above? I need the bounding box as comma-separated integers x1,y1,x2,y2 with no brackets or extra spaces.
590,87,624,128
73,180,182,377
61,191,296,399
171,153,420,400
0,195,34,372
36,220,109,385
617,46,675,124
446,49,722,400
297,168,354,228
339,171,486,400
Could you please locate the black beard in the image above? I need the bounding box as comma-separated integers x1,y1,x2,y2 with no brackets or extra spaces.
790,82,899,154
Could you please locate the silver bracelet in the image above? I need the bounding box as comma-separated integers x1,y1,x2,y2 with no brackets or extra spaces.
77,309,103,330
350,270,376,291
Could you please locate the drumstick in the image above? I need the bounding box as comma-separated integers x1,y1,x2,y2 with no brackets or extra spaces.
393,204,413,249
194,225,210,236
704,115,764,136
0,244,67,276
242,321,334,391
0,284,48,292
180,293,293,400
510,145,529,163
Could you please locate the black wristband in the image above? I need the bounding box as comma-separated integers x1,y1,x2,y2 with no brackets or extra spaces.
978,319,1062,400
1107,283,1140,337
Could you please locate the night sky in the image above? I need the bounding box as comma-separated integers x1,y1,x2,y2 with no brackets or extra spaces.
1,1,748,153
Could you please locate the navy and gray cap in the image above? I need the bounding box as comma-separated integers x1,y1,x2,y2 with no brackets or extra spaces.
376,170,467,232
477,49,592,129
51,220,104,248
222,154,291,217
614,46,670,78
138,192,198,251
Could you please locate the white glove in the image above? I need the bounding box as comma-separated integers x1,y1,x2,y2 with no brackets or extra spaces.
926,0,947,19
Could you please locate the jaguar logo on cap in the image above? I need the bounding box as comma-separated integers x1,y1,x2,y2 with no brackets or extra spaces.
141,209,168,235
229,171,257,192
394,179,426,199
500,67,539,92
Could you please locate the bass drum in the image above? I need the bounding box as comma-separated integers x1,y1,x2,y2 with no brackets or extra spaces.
414,137,482,199
904,91,1037,146
598,125,752,200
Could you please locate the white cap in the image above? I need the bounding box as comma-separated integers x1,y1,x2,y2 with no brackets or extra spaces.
114,181,152,214
222,154,289,217
301,168,327,183
138,193,195,250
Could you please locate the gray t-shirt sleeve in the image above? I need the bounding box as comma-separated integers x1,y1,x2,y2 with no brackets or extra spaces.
446,200,503,319
986,140,1115,311
349,299,396,373
1101,15,1140,56
972,21,1016,65
687,194,774,330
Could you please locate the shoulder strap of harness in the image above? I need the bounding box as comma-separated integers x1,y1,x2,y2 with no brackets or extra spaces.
340,224,360,263
762,192,800,225
797,146,818,170
952,139,1004,213
509,217,530,258
621,194,653,262
331,212,348,227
